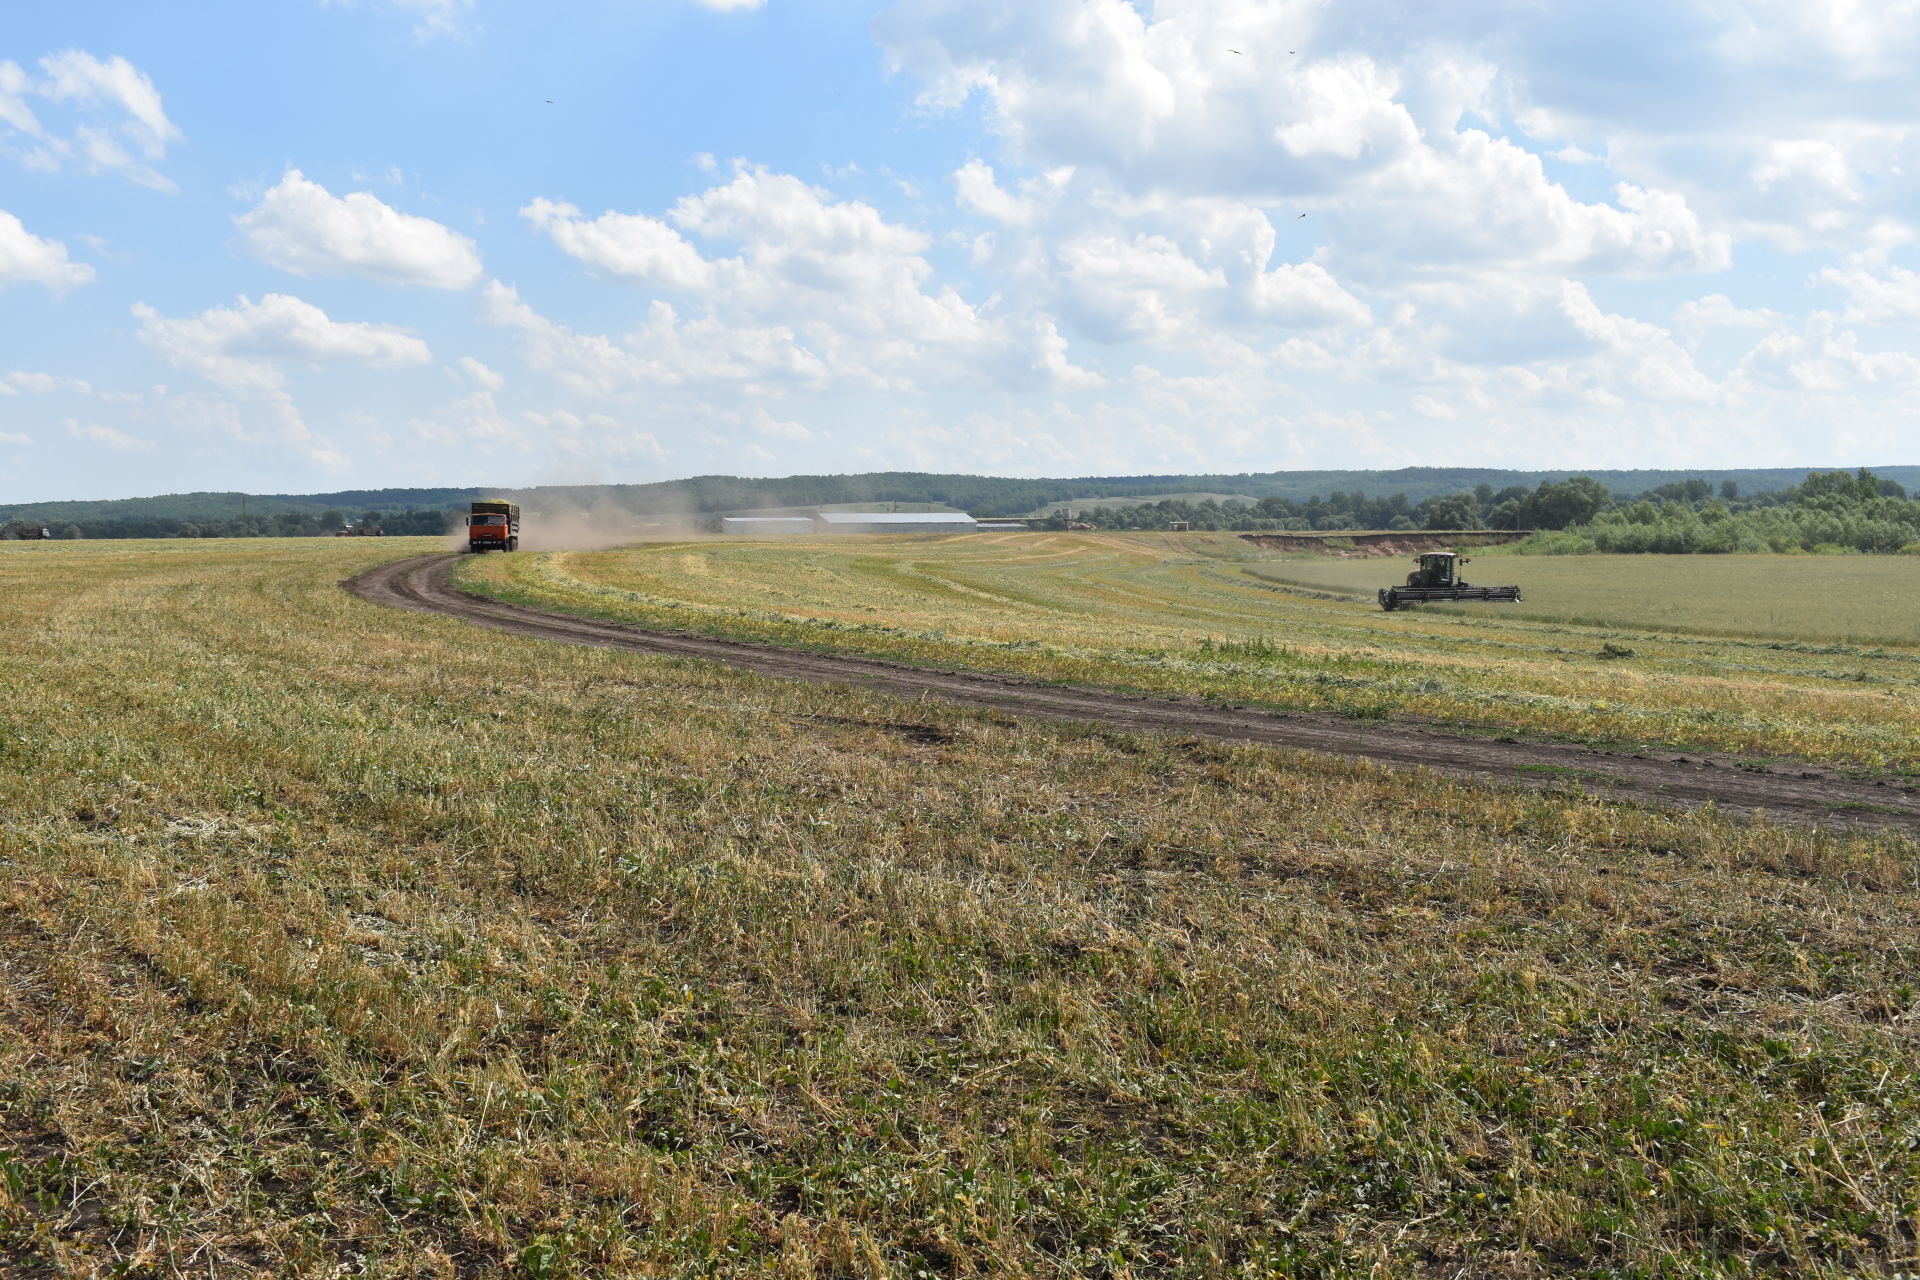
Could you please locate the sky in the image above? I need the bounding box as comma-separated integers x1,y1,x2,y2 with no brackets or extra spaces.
2,0,1917,502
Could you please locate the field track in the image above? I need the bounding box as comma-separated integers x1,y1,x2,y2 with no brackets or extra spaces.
349,553,1920,832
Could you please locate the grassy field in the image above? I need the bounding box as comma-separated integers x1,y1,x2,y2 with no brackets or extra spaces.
3,537,1918,1276
459,532,1920,773
1257,553,1920,646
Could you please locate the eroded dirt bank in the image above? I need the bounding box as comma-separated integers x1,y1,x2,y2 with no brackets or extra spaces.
1241,530,1532,556
347,554,1920,833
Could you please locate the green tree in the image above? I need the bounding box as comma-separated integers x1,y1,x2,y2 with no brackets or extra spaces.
1423,493,1482,530
1521,477,1610,529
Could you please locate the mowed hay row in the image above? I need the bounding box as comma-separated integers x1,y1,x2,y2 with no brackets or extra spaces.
461,535,1920,771
1,540,1918,1278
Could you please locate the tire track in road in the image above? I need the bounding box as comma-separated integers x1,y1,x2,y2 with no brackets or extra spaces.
346,554,1920,834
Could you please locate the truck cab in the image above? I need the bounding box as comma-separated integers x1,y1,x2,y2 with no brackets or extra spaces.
467,501,520,552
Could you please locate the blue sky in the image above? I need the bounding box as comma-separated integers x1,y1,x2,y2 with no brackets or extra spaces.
2,0,1917,501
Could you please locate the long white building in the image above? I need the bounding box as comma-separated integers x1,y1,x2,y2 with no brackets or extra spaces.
812,512,979,534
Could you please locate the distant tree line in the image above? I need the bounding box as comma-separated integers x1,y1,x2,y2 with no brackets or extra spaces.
1513,468,1920,555
13,466,1917,531
28,506,463,541
15,469,1920,552
1035,476,1618,534
1035,469,1920,553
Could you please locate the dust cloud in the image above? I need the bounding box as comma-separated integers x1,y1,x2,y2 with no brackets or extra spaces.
515,502,707,551
442,492,710,553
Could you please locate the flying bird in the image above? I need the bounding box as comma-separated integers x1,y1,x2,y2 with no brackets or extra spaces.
1298,212,1308,218
1228,48,1242,54
546,99,555,104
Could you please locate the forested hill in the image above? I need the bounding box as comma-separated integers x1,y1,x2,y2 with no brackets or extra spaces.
10,466,1920,535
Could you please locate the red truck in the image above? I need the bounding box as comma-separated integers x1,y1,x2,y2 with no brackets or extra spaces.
466,500,519,552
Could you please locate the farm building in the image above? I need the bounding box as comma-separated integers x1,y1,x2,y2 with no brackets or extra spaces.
813,512,979,534
976,521,1030,531
719,517,815,535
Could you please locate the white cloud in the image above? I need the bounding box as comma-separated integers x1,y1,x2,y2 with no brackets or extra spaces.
4,371,93,394
410,389,518,446
694,0,767,10
236,170,482,288
134,293,431,392
324,0,475,40
880,4,1726,280
1737,316,1920,391
0,210,94,292
1672,293,1782,342
454,355,504,390
0,52,180,189
0,431,27,444
520,198,713,291
517,164,1101,393
1410,394,1456,419
65,420,154,452
1816,258,1920,324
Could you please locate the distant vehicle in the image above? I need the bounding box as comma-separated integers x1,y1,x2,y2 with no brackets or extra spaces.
1378,552,1521,611
1,522,51,540
334,522,383,537
467,500,519,552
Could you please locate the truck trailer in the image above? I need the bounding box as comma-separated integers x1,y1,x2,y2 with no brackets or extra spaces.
466,501,519,552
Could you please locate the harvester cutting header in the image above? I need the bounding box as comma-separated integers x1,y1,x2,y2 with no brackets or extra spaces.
466,501,519,553
1378,552,1521,612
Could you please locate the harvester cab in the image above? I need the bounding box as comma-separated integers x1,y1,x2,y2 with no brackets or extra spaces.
1379,551,1521,612
1408,552,1464,589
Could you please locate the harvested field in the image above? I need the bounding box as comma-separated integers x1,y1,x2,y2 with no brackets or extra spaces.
1257,552,1920,646
360,554,1920,831
1239,530,1531,556
6,538,1920,1278
457,532,1920,773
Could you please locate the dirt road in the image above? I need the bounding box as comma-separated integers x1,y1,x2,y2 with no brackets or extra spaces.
347,554,1920,833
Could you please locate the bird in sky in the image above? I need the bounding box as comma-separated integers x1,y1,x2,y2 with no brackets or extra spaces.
1228,48,1242,54
546,99,555,104
1298,212,1308,218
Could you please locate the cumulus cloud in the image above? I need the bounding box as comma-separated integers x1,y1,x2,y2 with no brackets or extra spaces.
65,419,154,452
4,371,93,394
0,210,94,292
1738,316,1920,391
520,198,712,291
133,293,432,391
1816,258,1920,324
453,355,504,390
0,51,180,189
880,2,1725,278
1673,293,1783,342
517,164,1102,393
236,170,483,288
410,389,517,446
323,0,474,40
